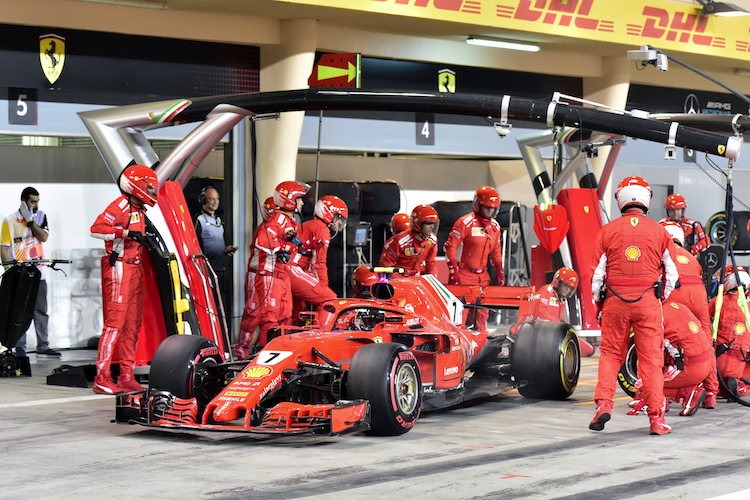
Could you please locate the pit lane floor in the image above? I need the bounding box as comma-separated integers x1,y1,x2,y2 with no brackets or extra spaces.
2,348,749,500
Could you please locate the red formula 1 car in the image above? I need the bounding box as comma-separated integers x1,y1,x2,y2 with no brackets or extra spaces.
116,273,581,436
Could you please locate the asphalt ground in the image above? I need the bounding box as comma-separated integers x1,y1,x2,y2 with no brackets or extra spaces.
2,348,750,500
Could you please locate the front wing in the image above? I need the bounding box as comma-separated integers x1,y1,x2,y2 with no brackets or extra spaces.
115,390,371,436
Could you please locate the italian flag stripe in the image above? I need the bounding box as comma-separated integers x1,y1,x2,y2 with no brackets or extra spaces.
156,100,191,124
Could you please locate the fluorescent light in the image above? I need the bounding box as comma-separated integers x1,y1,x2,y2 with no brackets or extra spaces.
466,36,540,52
78,0,168,9
734,68,750,77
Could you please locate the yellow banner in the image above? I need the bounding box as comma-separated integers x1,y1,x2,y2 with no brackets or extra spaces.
277,0,750,62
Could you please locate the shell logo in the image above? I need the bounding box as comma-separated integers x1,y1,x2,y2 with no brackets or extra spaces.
734,323,747,335
677,255,690,264
243,365,273,379
625,246,641,261
688,321,699,334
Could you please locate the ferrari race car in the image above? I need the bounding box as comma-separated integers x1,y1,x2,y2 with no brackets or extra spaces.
116,273,581,436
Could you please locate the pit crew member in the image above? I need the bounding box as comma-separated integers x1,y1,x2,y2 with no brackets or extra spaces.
444,186,504,332
90,165,158,395
289,195,347,322
537,267,578,322
709,265,750,399
248,181,307,347
629,301,714,417
390,213,411,234
659,194,710,256
352,265,379,298
590,176,678,435
379,204,438,277
236,197,276,360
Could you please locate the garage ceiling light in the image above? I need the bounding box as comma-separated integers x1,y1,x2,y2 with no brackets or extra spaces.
78,0,168,9
466,36,540,52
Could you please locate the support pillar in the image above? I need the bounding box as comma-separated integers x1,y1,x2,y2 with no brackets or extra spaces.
583,56,631,215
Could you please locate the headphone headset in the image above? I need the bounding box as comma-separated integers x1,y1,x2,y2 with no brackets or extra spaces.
198,186,216,207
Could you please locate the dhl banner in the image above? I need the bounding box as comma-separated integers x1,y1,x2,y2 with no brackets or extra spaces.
276,0,750,62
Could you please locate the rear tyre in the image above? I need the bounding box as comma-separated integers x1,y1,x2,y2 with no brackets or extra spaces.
149,335,224,406
346,343,422,436
512,321,580,399
706,212,737,248
617,333,638,398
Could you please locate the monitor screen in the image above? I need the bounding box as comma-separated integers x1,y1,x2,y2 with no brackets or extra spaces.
355,227,367,244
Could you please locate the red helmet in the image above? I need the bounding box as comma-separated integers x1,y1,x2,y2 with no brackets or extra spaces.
352,266,378,296
120,164,158,207
411,205,439,231
665,194,687,211
660,220,685,246
261,197,276,222
615,176,651,212
390,213,411,233
552,267,579,290
314,195,349,224
273,181,309,211
713,265,750,292
473,186,501,219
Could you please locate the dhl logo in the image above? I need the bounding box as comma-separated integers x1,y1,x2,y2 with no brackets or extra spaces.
497,0,614,33
370,0,481,15
627,7,724,50
242,365,273,379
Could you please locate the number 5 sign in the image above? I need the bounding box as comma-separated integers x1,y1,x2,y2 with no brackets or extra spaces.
416,112,434,146
9,88,38,125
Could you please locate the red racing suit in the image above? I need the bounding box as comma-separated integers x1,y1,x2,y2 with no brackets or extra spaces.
710,291,750,383
444,212,504,332
668,246,710,334
237,224,265,359
658,216,710,256
289,217,337,322
537,284,565,322
591,209,678,418
661,301,717,399
380,229,438,276
90,195,146,376
247,212,300,346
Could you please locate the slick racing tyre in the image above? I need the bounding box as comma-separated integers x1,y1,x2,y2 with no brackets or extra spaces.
706,212,738,248
346,343,422,436
149,335,224,406
617,332,637,398
512,321,580,399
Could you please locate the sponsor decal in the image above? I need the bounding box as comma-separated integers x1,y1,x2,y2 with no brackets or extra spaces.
259,374,283,400
223,391,249,397
625,245,641,261
130,212,141,224
549,297,558,307
373,336,383,343
438,68,456,93
670,302,680,309
630,217,639,227
399,351,416,361
734,322,746,335
471,227,486,236
405,247,417,256
584,206,590,214
242,365,273,378
444,366,459,375
397,414,417,428
199,346,219,358
688,321,699,334
676,255,690,264
405,317,420,326
39,34,65,85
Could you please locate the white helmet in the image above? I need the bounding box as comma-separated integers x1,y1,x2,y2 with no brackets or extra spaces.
713,265,750,292
615,176,651,213
660,221,685,246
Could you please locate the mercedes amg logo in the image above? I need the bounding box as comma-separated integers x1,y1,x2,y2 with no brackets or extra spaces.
707,252,719,268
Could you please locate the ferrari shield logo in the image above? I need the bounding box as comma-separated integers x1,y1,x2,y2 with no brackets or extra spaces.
630,217,639,227
584,206,590,213
40,34,65,84
438,69,456,93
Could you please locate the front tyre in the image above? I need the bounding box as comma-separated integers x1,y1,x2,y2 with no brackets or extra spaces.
346,343,422,436
512,321,580,399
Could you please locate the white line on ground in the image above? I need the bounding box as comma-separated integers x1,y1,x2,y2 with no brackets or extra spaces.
706,490,750,500
0,394,107,409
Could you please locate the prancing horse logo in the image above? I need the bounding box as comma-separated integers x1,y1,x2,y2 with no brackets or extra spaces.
39,34,66,84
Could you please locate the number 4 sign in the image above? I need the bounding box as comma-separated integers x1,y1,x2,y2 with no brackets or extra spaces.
416,112,434,146
9,88,37,125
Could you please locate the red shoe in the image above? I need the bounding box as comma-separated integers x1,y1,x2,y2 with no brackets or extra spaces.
117,373,144,393
589,400,613,431
649,414,672,435
702,392,717,409
739,380,749,397
627,399,647,415
679,385,706,417
93,370,123,395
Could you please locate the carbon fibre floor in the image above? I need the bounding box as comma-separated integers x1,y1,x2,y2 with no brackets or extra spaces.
1,348,749,500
